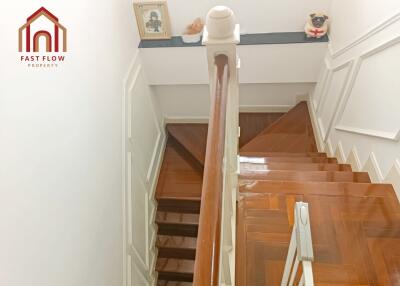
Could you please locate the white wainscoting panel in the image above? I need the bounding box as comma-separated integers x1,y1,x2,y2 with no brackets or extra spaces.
317,61,353,140
337,37,400,140
309,10,400,202
312,60,329,110
123,53,166,286
131,70,162,181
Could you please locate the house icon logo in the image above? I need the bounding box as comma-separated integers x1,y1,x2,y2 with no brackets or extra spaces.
19,7,67,53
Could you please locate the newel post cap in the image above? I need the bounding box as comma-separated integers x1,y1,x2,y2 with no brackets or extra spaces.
206,6,236,39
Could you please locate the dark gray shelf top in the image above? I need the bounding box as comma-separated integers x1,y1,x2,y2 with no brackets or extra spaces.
139,32,329,49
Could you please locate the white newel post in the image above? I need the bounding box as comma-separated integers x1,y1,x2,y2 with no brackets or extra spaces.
203,6,240,286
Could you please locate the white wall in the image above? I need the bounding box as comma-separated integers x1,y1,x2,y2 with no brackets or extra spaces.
0,1,141,285
140,43,328,85
156,83,315,120
165,0,331,35
309,1,400,199
328,0,400,53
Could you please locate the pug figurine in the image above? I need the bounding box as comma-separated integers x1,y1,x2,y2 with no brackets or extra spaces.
305,13,329,38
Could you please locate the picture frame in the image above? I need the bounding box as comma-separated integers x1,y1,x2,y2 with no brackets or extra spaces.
133,1,172,40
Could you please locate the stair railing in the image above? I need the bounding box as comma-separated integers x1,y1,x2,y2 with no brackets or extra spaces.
281,202,315,286
193,6,240,286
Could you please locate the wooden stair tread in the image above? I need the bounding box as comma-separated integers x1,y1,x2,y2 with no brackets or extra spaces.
239,170,371,183
240,180,398,199
157,235,197,260
157,235,197,249
240,156,337,163
156,141,203,200
156,258,194,282
240,162,352,171
240,151,327,157
156,212,199,225
156,212,199,237
167,124,208,166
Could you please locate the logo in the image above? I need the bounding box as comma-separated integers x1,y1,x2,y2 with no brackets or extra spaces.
19,7,67,68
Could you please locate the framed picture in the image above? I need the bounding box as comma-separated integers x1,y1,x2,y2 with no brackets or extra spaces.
133,1,171,40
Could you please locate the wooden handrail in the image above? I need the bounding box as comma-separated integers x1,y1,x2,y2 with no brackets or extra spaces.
193,54,229,286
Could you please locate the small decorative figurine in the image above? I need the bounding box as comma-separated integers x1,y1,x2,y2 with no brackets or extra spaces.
182,18,204,43
305,13,329,38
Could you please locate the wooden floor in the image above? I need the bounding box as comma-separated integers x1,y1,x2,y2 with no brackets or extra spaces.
237,102,400,286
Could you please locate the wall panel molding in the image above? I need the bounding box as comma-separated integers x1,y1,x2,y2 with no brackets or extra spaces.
316,59,354,141
123,52,165,286
312,59,329,111
334,36,400,140
322,60,355,141
328,11,400,58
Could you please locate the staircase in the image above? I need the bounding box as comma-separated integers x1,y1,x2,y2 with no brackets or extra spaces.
155,115,283,285
155,124,206,285
237,102,400,286
154,102,400,285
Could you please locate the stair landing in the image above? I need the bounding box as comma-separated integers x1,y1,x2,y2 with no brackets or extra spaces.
236,102,400,286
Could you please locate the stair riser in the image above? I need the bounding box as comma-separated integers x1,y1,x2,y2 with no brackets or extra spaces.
157,199,201,214
157,272,193,283
157,223,198,237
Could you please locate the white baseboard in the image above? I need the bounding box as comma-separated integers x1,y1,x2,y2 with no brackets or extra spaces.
385,159,400,201
295,94,309,104
346,146,362,172
306,97,325,152
363,152,384,183
325,139,334,157
334,141,346,164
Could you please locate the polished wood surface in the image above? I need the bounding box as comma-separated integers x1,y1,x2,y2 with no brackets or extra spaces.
240,102,317,153
167,124,208,166
193,54,229,286
155,128,206,283
156,258,195,282
240,170,371,183
240,162,352,171
156,137,203,200
154,100,400,285
239,113,284,147
236,101,400,286
240,151,327,157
